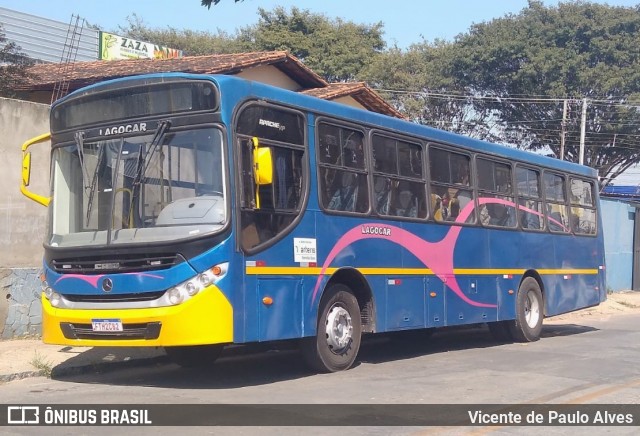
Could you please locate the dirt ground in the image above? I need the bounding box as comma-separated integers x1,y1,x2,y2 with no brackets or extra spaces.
546,290,640,323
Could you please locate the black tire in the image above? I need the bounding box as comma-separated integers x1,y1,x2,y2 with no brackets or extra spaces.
164,344,224,368
488,321,513,342
301,284,362,372
509,277,544,342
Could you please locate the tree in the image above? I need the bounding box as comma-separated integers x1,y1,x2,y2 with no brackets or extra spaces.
118,14,246,56
360,42,501,141
239,7,386,82
441,0,640,185
201,0,243,8
120,7,387,83
0,23,34,98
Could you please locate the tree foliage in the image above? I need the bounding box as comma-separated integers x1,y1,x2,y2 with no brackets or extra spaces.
0,23,34,98
201,0,243,8
120,7,386,82
118,14,246,55
442,0,640,184
241,7,386,82
145,2,640,183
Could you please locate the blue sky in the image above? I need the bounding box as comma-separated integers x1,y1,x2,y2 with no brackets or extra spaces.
2,0,640,48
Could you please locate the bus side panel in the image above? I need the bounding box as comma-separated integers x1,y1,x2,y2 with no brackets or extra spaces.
385,276,426,330
545,234,602,316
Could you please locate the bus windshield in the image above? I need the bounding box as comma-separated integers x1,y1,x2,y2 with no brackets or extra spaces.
48,126,226,247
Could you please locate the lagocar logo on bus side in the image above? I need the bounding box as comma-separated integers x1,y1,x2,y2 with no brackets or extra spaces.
99,123,147,136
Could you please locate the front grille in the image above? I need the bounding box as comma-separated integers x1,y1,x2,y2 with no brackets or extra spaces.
60,322,161,340
62,291,165,303
51,254,182,274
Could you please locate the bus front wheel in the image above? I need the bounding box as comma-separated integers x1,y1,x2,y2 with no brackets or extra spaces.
301,284,362,372
509,277,543,342
164,344,224,368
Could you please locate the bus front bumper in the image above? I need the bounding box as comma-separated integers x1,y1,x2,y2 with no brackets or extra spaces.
41,285,233,347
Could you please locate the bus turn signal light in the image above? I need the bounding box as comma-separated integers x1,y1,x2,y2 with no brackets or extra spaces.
262,297,274,306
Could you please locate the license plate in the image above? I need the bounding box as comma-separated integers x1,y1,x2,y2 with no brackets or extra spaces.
91,319,123,332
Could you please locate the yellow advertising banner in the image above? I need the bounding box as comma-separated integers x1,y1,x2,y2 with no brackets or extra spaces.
99,32,183,60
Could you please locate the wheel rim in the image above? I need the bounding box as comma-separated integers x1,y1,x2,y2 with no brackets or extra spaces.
324,304,353,354
524,290,541,328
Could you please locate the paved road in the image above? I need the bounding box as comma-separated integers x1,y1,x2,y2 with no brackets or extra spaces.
1,313,639,434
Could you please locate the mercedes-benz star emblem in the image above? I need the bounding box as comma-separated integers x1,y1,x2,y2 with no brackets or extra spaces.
102,278,113,292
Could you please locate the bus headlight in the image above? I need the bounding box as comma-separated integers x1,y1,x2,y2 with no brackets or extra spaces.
185,282,197,297
43,286,53,299
42,282,62,308
50,292,62,307
164,263,228,305
167,288,184,305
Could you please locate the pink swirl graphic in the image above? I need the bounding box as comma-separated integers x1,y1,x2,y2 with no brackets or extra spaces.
312,197,549,308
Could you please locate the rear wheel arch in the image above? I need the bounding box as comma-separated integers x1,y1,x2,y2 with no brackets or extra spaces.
321,267,376,333
521,270,546,316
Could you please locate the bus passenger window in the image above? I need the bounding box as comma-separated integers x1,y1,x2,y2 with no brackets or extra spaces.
544,172,570,233
477,158,516,228
429,147,474,224
318,123,369,215
516,167,544,231
569,179,597,235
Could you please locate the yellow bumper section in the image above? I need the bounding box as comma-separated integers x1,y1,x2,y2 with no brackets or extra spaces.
41,285,233,347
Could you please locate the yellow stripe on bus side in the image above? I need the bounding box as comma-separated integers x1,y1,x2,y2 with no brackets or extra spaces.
245,267,599,276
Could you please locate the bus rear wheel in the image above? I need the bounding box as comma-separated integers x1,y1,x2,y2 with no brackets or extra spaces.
164,344,224,368
509,277,543,342
301,284,362,372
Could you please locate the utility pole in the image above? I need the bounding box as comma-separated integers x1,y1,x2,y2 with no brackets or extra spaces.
560,99,568,160
579,97,587,165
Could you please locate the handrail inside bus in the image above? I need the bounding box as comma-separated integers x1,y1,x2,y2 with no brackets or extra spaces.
20,132,51,207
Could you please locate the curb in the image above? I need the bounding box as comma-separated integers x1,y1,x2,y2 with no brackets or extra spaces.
0,370,46,384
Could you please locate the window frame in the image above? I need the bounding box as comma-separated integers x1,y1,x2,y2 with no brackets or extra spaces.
542,170,572,234
568,177,598,236
316,118,370,216
370,131,427,221
427,144,476,226
514,164,546,232
233,100,309,254
475,156,517,229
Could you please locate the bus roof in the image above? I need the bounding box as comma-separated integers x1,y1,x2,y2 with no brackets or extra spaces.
58,72,597,179
213,75,596,179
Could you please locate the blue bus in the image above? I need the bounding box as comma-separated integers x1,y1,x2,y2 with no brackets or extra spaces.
20,74,605,372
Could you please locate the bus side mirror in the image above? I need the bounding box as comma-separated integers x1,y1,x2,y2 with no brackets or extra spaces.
22,152,32,187
251,137,272,210
252,137,273,185
20,132,51,207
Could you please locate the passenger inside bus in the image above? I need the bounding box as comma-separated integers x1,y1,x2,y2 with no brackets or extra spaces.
374,176,392,215
328,171,359,212
394,187,418,218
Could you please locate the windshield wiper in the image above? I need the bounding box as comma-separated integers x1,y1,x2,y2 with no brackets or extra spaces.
130,120,171,190
85,137,107,226
74,131,89,193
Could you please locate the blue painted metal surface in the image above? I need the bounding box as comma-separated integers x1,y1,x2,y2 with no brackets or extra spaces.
49,73,607,344
601,198,634,291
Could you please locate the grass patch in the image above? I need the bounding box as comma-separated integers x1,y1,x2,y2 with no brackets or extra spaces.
30,351,53,378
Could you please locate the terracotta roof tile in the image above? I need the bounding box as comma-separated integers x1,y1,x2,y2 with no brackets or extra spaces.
303,82,404,119
13,51,402,118
20,51,328,90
